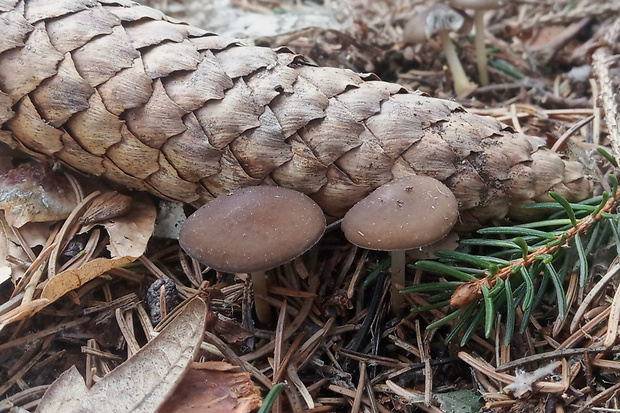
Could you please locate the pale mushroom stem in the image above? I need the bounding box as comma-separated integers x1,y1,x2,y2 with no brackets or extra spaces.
252,271,271,324
390,250,407,315
473,10,490,86
438,30,473,96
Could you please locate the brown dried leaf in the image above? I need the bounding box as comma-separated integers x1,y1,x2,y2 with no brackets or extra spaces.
99,195,155,258
0,162,78,227
160,361,262,413
0,214,51,281
42,195,156,302
80,191,133,225
36,297,208,413
41,256,135,304
213,313,252,344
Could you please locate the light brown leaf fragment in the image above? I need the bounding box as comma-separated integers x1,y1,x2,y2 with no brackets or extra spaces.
213,314,252,344
95,195,156,259
41,257,135,304
0,162,77,227
604,279,620,347
40,194,155,303
160,361,262,413
36,297,208,413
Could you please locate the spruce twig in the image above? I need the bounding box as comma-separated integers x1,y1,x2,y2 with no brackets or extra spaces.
448,191,618,307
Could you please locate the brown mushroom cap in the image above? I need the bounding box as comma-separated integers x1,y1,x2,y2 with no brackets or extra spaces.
179,186,325,273
342,175,459,251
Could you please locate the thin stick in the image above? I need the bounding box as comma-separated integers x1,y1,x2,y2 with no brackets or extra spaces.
571,259,620,333
551,115,595,152
591,18,620,163
351,361,366,413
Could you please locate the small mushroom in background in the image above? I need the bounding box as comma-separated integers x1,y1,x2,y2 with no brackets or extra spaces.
448,0,503,86
403,3,474,95
179,186,326,324
342,175,459,314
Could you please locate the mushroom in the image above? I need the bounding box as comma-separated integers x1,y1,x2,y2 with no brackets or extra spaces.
448,0,503,86
341,175,459,314
179,186,326,324
406,231,460,260
403,3,474,95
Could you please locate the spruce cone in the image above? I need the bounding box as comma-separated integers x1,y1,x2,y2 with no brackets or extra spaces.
0,0,592,229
